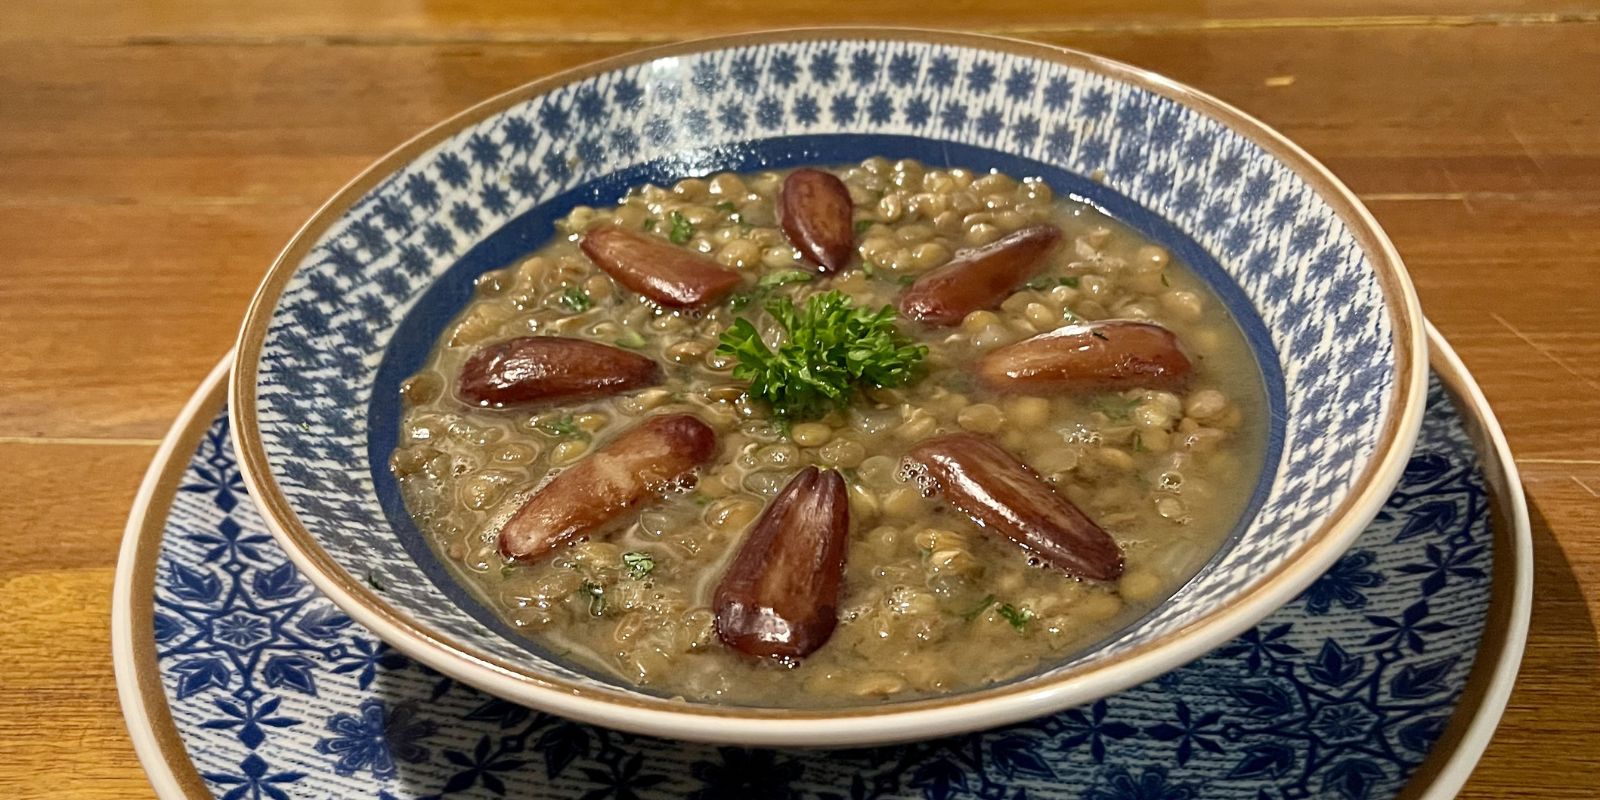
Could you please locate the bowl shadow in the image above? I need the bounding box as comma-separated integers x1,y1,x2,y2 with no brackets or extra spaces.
1462,499,1600,791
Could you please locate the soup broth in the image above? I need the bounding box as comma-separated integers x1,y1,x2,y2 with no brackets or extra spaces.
392,158,1267,707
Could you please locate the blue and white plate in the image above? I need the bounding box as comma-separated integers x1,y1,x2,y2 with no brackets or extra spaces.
113,327,1530,800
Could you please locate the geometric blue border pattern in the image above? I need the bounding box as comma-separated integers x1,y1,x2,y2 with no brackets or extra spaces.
252,38,1396,686
160,377,1480,799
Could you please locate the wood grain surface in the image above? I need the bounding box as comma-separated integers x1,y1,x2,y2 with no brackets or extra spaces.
1,3,1595,797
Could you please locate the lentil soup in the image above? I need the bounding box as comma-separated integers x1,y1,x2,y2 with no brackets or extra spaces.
391,157,1267,707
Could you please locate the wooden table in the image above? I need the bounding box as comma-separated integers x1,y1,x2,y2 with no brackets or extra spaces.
1,3,1596,796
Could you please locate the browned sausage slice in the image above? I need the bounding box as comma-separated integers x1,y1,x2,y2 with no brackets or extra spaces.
778,168,855,273
713,466,851,661
976,320,1191,394
579,225,743,308
498,414,718,561
459,337,662,408
897,224,1062,326
905,433,1123,581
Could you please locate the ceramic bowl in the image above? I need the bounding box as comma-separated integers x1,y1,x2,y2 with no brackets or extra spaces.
231,29,1427,747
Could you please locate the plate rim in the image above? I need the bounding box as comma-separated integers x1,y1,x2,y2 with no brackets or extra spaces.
1402,321,1532,800
225,27,1430,743
111,356,231,800
112,324,1528,798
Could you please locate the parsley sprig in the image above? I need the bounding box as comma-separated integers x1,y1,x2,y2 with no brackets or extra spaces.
558,286,591,312
757,269,814,289
622,551,655,580
535,413,588,439
668,210,694,245
715,291,926,420
998,603,1035,632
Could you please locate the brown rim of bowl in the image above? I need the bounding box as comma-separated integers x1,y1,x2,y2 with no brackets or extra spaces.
229,27,1428,731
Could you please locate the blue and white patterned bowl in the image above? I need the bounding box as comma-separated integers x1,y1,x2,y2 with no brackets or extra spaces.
230,30,1428,747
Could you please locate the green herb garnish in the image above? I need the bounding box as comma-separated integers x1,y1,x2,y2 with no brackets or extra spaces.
622,552,655,580
727,293,754,312
1160,270,1170,287
614,328,648,349
715,291,927,420
537,414,586,438
580,580,606,616
559,286,592,312
1025,275,1081,291
757,269,814,289
897,274,918,286
643,217,657,232
962,594,997,620
668,210,693,245
854,219,874,235
998,604,1034,632
365,569,386,592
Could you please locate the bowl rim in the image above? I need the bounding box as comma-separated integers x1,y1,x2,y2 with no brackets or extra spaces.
230,26,1429,746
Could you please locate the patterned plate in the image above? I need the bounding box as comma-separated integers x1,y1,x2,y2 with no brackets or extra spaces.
113,328,1529,800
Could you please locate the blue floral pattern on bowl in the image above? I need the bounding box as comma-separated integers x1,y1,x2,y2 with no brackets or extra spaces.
242,36,1414,705
163,376,1482,798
